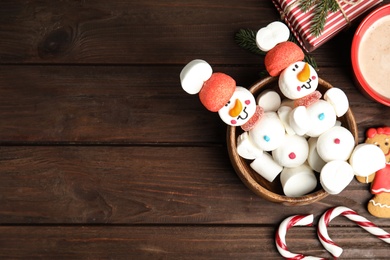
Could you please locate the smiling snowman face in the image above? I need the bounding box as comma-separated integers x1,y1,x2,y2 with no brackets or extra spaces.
218,86,257,126
279,61,319,100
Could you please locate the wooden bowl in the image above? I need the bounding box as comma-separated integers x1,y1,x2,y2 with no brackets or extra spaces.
227,76,358,206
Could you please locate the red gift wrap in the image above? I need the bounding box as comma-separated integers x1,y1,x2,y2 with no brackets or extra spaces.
272,0,383,52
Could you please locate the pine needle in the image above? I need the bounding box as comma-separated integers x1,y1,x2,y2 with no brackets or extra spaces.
298,0,318,12
234,29,266,56
298,0,342,37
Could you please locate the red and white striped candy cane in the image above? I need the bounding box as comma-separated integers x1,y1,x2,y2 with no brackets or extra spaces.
318,206,390,258
276,214,324,260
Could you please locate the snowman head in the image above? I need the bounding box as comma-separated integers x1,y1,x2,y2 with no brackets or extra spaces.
278,61,319,100
218,87,257,126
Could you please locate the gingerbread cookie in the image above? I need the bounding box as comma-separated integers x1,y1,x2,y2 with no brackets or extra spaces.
356,127,390,218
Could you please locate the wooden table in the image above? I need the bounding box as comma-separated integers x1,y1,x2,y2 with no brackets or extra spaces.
1,0,390,259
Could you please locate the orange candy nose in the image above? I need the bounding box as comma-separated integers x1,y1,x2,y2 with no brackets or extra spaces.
297,63,310,82
229,99,243,117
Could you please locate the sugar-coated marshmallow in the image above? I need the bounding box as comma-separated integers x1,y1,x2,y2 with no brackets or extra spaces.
265,41,305,77
250,152,283,182
249,112,286,151
349,143,386,177
199,72,236,112
180,59,213,95
280,164,317,197
272,134,308,168
320,160,354,194
316,126,355,162
256,21,290,52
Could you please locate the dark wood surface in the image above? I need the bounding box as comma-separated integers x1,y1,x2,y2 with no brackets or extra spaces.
1,0,390,259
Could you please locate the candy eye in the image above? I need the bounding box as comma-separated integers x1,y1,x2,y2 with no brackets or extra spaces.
318,113,325,121
263,135,270,142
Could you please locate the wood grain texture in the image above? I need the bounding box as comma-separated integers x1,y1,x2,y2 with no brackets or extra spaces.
0,0,364,66
1,0,390,258
0,145,385,226
0,226,389,259
0,65,387,144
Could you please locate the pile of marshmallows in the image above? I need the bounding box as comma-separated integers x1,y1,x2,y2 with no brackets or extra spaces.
180,21,387,197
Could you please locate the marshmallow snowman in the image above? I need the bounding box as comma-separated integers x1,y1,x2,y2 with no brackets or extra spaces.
278,60,349,137
257,21,349,138
180,59,257,127
254,21,356,195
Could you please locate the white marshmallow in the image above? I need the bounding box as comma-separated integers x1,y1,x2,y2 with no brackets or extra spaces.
320,160,354,194
256,90,281,112
280,164,317,197
256,21,290,52
236,132,263,160
349,143,386,177
305,100,336,137
249,112,286,151
307,137,327,173
279,62,318,100
324,88,349,117
277,106,296,135
316,126,355,162
272,134,309,168
289,106,310,136
250,152,283,182
180,59,213,94
218,86,257,126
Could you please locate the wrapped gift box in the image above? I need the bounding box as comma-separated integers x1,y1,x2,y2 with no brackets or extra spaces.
272,0,383,52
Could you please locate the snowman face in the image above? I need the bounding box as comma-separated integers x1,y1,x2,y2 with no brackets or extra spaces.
248,112,285,151
272,134,309,168
218,86,256,126
279,61,318,100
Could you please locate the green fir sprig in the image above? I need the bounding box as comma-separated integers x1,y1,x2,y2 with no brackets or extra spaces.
298,0,340,37
234,29,266,56
234,28,318,72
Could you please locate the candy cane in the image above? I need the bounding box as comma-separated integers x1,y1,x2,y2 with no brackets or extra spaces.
318,206,390,258
276,214,324,260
